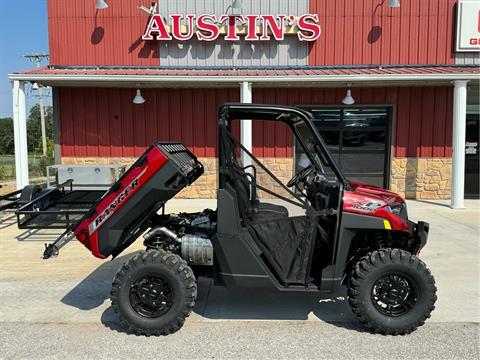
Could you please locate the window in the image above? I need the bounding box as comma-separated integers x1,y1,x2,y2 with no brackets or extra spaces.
295,107,391,188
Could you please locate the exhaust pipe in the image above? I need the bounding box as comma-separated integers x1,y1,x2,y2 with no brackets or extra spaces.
143,227,180,243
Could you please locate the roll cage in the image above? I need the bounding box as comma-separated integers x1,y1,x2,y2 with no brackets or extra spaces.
218,103,349,189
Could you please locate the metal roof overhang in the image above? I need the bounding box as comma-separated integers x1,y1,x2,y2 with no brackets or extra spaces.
9,71,479,88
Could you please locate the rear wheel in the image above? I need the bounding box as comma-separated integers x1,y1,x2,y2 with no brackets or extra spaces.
111,250,196,336
348,248,437,335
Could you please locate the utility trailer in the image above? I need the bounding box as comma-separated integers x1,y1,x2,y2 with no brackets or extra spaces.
0,165,125,229
36,104,436,336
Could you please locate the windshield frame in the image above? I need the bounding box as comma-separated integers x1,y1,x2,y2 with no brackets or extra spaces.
290,114,348,186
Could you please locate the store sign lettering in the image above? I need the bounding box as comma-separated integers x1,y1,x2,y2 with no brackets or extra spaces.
142,14,321,42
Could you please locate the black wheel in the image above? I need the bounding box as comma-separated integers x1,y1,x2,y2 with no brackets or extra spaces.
111,250,196,336
348,248,437,335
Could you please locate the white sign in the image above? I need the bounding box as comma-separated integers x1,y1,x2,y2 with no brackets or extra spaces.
456,0,480,52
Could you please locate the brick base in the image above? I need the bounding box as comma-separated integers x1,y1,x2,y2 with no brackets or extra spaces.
390,158,452,200
61,157,294,199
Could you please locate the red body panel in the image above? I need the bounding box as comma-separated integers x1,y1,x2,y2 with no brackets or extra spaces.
343,182,409,232
73,147,168,258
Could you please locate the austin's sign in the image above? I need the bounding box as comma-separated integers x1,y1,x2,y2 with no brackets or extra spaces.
142,14,321,42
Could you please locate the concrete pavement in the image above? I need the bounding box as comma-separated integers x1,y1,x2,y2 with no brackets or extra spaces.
0,199,479,359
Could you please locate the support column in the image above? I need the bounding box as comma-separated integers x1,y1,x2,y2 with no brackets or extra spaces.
451,80,468,209
12,80,29,190
240,81,252,167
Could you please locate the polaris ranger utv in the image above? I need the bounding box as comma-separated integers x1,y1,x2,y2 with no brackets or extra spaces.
43,104,436,336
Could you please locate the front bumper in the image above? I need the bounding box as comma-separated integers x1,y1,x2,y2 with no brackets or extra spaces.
409,220,430,254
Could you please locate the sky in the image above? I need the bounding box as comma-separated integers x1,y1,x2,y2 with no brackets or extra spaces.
0,0,52,119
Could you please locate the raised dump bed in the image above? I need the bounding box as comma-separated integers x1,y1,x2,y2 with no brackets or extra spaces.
43,142,204,259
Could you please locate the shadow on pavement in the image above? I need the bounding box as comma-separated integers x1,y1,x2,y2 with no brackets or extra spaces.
61,253,362,335
61,252,140,310
0,213,17,229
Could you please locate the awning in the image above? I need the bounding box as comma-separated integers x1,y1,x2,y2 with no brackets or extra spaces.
9,64,479,88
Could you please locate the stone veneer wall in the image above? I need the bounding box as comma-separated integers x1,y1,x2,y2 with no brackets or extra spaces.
61,157,294,199
390,158,452,200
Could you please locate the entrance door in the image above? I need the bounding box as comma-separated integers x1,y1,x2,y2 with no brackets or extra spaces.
465,113,479,199
296,107,391,188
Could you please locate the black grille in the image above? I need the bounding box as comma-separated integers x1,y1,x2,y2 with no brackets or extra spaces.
158,143,197,174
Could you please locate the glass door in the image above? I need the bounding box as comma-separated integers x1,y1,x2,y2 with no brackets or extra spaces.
295,107,391,188
465,113,479,199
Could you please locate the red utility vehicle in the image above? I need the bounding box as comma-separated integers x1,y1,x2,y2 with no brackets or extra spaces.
42,104,436,336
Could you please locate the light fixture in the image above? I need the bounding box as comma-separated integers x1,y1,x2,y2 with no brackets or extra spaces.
387,0,400,8
132,89,145,105
31,82,39,90
342,86,355,105
96,0,109,10
232,0,242,10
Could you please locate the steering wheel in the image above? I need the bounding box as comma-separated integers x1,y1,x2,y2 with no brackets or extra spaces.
287,165,315,188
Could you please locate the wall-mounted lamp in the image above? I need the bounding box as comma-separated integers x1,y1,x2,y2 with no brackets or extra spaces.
226,0,242,14
387,0,400,7
132,89,146,105
342,85,355,105
96,0,109,10
232,0,242,10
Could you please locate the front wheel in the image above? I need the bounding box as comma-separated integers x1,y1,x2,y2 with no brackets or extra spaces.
111,250,197,336
348,248,437,335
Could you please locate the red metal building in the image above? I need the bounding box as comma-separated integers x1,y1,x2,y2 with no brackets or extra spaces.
10,0,480,205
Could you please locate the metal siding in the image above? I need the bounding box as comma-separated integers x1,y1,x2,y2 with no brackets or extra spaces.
158,0,308,66
250,87,453,158
59,87,239,158
48,0,159,66
59,86,453,159
308,0,457,65
455,52,480,65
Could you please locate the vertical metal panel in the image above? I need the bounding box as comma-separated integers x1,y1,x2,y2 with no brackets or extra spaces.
59,86,453,160
455,52,480,65
308,0,457,65
158,0,308,66
251,86,453,158
48,0,159,66
59,87,239,158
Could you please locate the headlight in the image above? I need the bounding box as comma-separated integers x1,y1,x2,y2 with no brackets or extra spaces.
387,203,408,219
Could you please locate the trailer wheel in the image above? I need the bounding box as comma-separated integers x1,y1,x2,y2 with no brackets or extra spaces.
111,250,197,336
347,248,436,335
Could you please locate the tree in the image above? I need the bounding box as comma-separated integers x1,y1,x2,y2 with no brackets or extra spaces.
0,105,53,156
27,104,53,155
0,118,14,154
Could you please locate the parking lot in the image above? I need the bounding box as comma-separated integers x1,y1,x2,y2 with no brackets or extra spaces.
0,199,479,359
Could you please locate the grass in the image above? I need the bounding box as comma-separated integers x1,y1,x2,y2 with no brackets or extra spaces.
0,154,54,181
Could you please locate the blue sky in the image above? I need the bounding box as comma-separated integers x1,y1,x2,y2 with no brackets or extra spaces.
0,0,51,118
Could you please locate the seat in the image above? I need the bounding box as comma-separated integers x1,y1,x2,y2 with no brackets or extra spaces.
228,164,288,223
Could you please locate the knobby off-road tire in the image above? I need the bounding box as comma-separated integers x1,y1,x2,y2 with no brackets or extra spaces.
348,248,437,335
111,250,197,336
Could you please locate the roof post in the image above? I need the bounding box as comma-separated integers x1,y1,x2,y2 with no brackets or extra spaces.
12,80,29,190
240,81,252,168
451,80,468,209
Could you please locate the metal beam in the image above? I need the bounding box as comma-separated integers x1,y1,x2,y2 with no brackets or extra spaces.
451,80,468,209
12,80,29,189
240,81,252,168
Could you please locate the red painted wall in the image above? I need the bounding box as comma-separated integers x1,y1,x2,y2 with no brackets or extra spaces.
58,88,239,158
308,0,456,65
48,0,159,66
48,0,457,67
252,87,453,158
58,86,452,159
